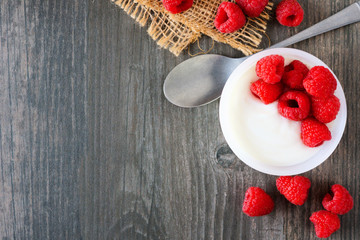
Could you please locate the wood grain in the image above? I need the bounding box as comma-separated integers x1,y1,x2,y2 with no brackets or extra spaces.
0,0,86,239
1,0,359,239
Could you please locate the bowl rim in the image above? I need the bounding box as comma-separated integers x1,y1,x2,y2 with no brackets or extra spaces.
219,48,347,176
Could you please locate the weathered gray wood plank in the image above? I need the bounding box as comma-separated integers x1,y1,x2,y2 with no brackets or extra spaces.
0,0,87,239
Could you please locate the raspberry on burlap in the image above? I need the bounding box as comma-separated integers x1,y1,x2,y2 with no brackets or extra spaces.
162,0,193,14
214,2,247,33
236,0,269,18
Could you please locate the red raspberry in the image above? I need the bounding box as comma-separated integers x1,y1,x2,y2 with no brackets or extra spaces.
250,79,284,104
322,184,354,215
277,91,310,121
255,55,285,84
282,60,309,89
311,95,340,123
214,2,246,33
301,118,331,147
276,176,311,205
310,210,340,238
242,187,274,217
235,0,269,18
162,0,193,14
303,66,337,98
276,0,304,27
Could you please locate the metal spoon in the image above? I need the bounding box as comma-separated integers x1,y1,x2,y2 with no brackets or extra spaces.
164,2,360,108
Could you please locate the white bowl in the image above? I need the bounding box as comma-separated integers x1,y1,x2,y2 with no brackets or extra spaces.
219,48,347,176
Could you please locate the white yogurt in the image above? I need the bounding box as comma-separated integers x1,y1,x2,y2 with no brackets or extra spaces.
219,48,347,175
226,63,319,166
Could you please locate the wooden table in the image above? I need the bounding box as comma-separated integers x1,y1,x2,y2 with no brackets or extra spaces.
1,0,359,239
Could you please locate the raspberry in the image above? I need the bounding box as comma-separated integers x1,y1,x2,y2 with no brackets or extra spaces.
235,0,269,18
276,0,304,27
322,184,354,215
311,95,340,123
303,66,337,98
255,55,285,84
242,187,274,217
250,79,284,104
214,2,246,33
276,176,311,205
278,91,310,121
282,60,309,89
310,210,340,238
301,118,331,147
162,0,193,14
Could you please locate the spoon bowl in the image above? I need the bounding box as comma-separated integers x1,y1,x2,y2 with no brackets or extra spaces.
163,54,244,107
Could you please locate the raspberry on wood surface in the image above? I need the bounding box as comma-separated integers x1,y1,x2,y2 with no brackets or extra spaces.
276,176,311,205
276,0,304,27
242,187,274,217
322,184,354,215
310,210,340,238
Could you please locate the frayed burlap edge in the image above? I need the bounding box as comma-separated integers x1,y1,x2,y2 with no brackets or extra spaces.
112,0,272,56
112,0,201,56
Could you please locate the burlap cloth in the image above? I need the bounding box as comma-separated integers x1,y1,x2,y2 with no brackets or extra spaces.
112,0,273,56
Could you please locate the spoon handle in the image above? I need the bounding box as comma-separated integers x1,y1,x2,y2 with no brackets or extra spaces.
271,2,360,48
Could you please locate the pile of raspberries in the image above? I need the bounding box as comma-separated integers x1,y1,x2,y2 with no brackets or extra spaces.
250,54,340,148
162,0,304,33
242,176,353,238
